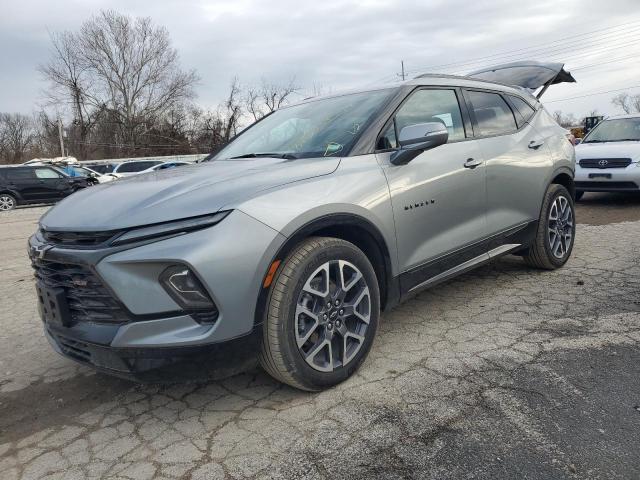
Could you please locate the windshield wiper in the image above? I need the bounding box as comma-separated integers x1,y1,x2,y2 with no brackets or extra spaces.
229,152,298,159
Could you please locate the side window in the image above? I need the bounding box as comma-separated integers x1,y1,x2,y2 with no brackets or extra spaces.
508,95,537,127
377,89,466,150
35,168,62,179
6,168,35,180
467,91,517,136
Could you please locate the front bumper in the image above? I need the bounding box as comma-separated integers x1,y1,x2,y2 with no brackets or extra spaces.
30,209,285,378
575,162,640,191
45,325,262,382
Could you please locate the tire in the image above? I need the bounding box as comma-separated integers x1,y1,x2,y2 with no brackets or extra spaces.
523,184,575,270
0,193,17,211
259,237,380,391
575,190,584,202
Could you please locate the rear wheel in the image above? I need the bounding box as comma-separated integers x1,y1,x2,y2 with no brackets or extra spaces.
259,237,380,391
0,194,16,211
523,184,575,269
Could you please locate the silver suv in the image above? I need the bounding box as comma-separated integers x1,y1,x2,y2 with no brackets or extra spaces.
29,61,577,391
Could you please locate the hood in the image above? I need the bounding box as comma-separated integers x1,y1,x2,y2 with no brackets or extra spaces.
40,157,340,231
467,61,576,98
575,141,640,163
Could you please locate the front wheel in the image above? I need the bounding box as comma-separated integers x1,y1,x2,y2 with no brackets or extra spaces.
523,184,575,269
259,237,380,391
0,193,17,211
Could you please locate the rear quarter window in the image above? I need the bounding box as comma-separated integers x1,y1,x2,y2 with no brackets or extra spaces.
508,95,537,127
4,168,35,180
467,90,518,136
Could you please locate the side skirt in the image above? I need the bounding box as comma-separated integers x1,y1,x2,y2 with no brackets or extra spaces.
398,220,538,299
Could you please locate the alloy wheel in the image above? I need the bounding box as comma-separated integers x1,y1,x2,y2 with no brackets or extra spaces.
295,260,371,372
0,195,15,211
547,195,573,259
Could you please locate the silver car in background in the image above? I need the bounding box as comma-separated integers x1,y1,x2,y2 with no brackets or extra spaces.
574,114,640,200
29,61,577,391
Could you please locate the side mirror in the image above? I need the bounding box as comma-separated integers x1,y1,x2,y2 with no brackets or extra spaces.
574,138,582,145
391,122,449,165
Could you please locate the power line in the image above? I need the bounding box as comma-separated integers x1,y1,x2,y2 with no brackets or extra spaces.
404,20,640,75
545,84,640,103
445,34,640,76
571,52,640,71
369,20,640,85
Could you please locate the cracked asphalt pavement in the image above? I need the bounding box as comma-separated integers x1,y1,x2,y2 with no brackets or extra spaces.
1,192,639,479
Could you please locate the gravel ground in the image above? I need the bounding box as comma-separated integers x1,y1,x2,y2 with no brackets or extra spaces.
0,196,639,480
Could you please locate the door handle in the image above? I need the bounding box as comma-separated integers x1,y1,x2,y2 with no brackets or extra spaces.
528,139,545,149
463,158,483,169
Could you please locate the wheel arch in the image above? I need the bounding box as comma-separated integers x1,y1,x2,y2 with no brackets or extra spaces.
550,167,575,199
0,190,20,206
254,213,399,326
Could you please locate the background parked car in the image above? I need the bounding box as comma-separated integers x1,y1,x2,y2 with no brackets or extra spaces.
574,114,640,200
112,160,164,176
138,161,191,173
84,163,117,175
24,157,119,183
0,165,90,211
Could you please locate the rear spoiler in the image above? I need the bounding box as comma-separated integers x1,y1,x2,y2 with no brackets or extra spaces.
467,61,576,99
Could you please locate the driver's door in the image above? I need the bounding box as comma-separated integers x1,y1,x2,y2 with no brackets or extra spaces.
377,88,487,293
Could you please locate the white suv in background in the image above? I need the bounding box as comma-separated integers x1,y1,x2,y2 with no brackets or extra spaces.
575,114,640,200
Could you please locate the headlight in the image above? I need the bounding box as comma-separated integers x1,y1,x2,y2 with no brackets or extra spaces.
111,211,230,246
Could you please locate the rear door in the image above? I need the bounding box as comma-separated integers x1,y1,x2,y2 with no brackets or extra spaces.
378,87,487,292
463,89,551,243
4,168,40,201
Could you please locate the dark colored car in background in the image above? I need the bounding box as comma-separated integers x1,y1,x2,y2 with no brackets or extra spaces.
0,165,91,211
85,163,117,174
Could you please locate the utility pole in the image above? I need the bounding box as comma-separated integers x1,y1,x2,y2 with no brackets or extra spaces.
57,117,65,157
398,60,406,81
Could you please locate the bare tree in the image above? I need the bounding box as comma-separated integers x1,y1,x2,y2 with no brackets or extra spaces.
79,11,198,150
244,86,263,122
0,113,36,164
243,77,299,123
612,93,632,114
39,10,199,158
222,77,242,142
38,31,99,159
260,77,299,113
552,110,577,128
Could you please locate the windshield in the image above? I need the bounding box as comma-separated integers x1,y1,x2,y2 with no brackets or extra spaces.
583,118,640,143
214,89,394,160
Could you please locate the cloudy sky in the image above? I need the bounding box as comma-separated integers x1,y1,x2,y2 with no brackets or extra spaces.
1,0,640,119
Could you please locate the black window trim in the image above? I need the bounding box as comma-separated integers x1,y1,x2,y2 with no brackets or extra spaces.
504,94,538,128
374,85,474,154
462,87,537,139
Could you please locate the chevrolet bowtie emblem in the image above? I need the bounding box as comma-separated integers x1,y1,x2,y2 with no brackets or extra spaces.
33,244,53,260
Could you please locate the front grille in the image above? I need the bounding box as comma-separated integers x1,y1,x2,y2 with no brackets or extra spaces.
41,229,119,248
32,258,129,325
575,181,638,190
579,158,632,169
